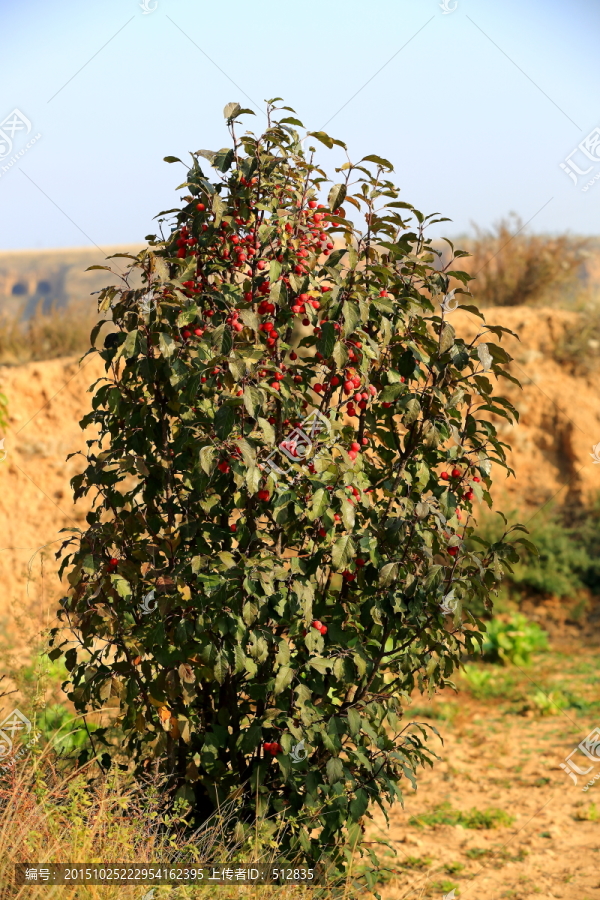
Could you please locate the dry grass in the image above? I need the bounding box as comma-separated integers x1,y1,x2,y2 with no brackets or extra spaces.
457,215,595,309
0,729,368,900
0,301,102,367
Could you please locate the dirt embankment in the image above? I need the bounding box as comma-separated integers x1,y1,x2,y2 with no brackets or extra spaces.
0,306,599,651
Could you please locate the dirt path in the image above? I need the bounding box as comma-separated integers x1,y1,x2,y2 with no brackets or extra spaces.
369,640,600,900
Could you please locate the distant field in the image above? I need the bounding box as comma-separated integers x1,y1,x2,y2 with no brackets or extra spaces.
0,244,143,320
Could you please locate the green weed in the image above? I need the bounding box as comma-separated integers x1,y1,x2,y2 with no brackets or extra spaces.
409,802,514,830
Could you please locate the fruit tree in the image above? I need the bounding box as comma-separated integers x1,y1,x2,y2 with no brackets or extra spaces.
49,100,527,882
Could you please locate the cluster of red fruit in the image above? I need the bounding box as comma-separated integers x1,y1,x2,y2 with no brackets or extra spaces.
263,741,283,756
311,619,327,635
440,468,481,503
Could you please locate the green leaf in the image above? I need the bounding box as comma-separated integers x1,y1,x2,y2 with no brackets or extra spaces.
439,324,455,354
269,259,282,284
326,757,344,783
223,102,241,119
341,498,355,531
379,562,398,587
214,651,228,685
342,301,360,336
361,154,393,170
347,708,361,736
110,574,131,599
257,417,275,445
274,666,294,695
115,329,139,361
212,192,226,226
199,445,216,475
239,309,259,332
163,156,182,164
243,386,262,418
332,535,355,569
333,341,349,369
328,183,347,211
316,322,336,359
196,149,216,164
214,404,235,440
245,465,261,494
307,131,334,149
402,397,421,424
211,324,233,356
158,333,176,358
311,489,329,518
308,657,330,674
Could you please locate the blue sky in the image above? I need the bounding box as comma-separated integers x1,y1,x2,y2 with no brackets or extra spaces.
1,0,599,253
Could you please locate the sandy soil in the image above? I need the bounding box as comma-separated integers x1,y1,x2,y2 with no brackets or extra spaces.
370,635,600,900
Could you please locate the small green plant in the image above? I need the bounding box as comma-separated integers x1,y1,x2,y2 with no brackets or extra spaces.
444,861,465,874
574,803,599,821
482,614,548,666
401,856,433,869
429,881,459,897
409,801,514,829
409,702,459,722
528,689,569,716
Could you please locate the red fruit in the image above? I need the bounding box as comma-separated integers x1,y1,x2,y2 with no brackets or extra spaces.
217,461,230,474
302,318,310,327
348,450,358,461
451,468,461,478
294,265,304,274
257,260,266,270
274,371,284,381
177,248,186,258
196,202,205,211
473,476,481,482
355,558,366,567
331,376,340,387
108,557,118,569
289,351,298,361
270,381,280,390
230,523,237,532
257,489,270,501
233,321,244,332
308,200,317,209
351,442,361,452
343,380,353,395
312,620,323,631
319,624,328,635
342,570,356,581
440,472,449,480
382,401,391,409
244,291,253,303
464,490,474,501
318,527,327,537
448,546,459,557
334,513,341,522
313,383,324,393
182,329,191,339
352,376,361,388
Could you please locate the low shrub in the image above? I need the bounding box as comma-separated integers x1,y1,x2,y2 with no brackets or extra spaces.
482,613,548,666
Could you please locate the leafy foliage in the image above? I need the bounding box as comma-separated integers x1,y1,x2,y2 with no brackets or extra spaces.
481,613,548,666
49,100,524,877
